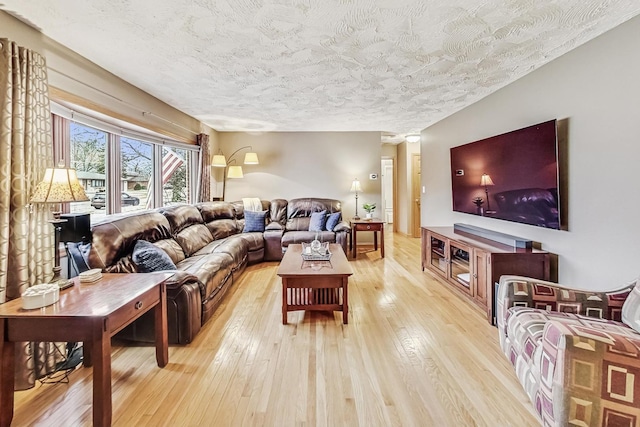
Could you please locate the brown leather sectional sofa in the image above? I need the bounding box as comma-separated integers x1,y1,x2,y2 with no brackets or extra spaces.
78,198,350,344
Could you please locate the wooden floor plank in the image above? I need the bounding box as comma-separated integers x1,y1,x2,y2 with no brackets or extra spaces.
12,232,540,426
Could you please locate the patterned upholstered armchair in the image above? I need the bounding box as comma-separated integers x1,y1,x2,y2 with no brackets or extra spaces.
497,275,640,427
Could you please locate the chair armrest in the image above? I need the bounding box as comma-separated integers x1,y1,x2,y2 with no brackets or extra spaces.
538,318,640,426
497,275,634,335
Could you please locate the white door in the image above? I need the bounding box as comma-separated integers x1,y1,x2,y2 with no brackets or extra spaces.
381,159,394,224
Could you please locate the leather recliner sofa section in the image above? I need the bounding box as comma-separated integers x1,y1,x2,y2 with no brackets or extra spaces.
78,198,350,344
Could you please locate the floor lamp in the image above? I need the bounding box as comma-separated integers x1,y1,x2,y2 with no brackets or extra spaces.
30,167,89,287
212,146,259,200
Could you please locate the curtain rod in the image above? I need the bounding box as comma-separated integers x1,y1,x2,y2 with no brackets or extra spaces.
48,66,199,135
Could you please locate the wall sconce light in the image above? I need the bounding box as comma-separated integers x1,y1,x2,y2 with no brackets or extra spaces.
212,146,259,200
480,173,495,214
350,178,363,219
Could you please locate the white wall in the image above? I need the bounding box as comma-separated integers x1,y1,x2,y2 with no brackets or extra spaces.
218,132,381,220
421,14,640,289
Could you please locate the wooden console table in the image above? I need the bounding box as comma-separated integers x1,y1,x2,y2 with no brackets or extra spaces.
278,244,353,324
0,272,171,427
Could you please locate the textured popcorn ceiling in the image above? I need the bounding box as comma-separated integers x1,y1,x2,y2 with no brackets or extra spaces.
2,1,640,138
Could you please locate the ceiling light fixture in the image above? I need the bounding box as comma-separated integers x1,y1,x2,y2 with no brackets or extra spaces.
405,134,421,143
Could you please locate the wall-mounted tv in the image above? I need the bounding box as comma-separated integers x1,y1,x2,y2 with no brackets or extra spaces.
450,119,562,229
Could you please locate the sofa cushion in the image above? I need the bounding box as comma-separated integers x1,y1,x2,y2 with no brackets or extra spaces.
132,240,177,272
153,238,186,264
281,230,336,248
213,237,249,270
309,210,327,231
176,252,234,302
88,211,172,269
622,279,640,333
325,212,341,231
228,233,264,253
175,224,214,257
286,198,342,231
197,201,239,240
244,210,267,232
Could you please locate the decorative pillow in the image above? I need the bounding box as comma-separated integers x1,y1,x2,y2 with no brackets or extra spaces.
132,240,177,272
622,279,640,333
325,212,342,231
244,210,268,232
309,210,327,232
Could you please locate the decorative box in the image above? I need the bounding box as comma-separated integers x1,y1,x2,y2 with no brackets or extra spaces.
21,283,60,309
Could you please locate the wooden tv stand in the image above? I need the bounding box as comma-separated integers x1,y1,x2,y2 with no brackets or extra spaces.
421,226,552,324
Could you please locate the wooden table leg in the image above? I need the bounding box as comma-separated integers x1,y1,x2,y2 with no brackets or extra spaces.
282,279,288,325
380,227,385,258
92,321,112,427
352,229,357,258
155,283,168,367
0,319,15,427
374,231,378,250
83,341,93,367
342,277,349,324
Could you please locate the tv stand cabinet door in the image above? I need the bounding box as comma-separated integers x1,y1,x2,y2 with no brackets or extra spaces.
472,249,489,308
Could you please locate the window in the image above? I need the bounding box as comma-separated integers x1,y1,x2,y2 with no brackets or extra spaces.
52,107,200,221
162,147,190,206
121,137,152,213
69,122,107,219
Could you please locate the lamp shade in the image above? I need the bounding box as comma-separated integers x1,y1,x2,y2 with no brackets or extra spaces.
243,152,259,165
350,178,362,192
480,174,494,186
30,168,89,203
227,165,244,178
212,154,227,167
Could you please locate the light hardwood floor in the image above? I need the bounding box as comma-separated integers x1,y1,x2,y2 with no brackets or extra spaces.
14,232,540,426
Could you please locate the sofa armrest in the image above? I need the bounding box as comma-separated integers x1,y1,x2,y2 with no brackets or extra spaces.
333,221,351,233
265,222,283,231
538,318,640,426
497,275,634,336
165,270,203,293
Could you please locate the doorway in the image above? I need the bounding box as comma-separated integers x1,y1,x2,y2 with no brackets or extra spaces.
411,154,421,237
381,158,394,230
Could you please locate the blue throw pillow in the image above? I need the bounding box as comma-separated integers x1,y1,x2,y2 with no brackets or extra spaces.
309,210,327,232
132,240,176,272
325,212,342,231
244,210,267,232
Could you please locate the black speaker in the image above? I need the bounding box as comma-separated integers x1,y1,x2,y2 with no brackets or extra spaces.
59,213,91,243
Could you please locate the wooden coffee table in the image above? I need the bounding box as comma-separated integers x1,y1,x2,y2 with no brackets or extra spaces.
277,244,353,324
0,272,172,427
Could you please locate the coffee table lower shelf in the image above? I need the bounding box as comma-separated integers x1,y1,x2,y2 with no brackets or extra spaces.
282,277,349,324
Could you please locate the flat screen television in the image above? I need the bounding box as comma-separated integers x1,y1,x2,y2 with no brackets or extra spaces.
450,119,562,229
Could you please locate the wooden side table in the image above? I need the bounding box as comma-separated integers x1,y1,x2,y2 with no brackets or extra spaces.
0,272,171,427
350,219,385,259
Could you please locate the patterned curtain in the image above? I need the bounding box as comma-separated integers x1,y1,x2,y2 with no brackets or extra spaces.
0,39,65,390
197,133,211,202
